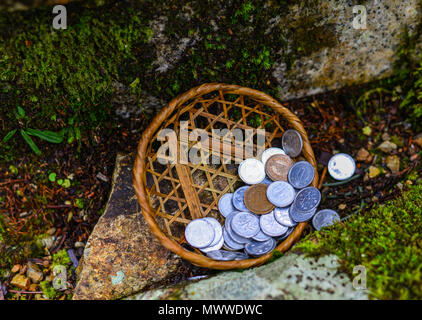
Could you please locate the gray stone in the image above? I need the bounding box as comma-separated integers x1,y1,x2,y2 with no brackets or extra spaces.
126,253,369,300
272,0,421,100
378,141,398,153
73,153,201,300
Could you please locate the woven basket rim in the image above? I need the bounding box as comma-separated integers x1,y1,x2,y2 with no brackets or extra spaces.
132,83,319,270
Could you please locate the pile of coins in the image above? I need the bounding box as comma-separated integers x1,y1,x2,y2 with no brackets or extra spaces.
185,129,352,261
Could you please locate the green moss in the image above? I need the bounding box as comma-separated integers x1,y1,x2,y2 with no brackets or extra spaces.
295,180,422,299
40,280,59,299
51,249,71,269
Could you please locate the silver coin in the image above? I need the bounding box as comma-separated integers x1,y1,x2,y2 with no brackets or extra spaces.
252,230,271,242
273,206,297,227
206,250,249,261
238,158,266,185
259,211,288,237
282,129,303,158
328,153,356,181
222,227,244,250
200,234,224,253
261,147,286,166
225,212,250,244
203,217,223,247
218,193,236,217
232,186,249,211
312,209,340,231
289,204,317,222
261,176,273,185
293,187,321,212
231,212,260,238
244,238,276,256
185,219,215,248
275,226,295,241
266,181,296,207
288,161,315,189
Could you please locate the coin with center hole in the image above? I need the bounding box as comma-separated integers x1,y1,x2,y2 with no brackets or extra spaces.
265,154,295,182
244,238,276,256
261,147,286,166
231,212,260,238
282,129,303,158
266,181,296,207
312,209,340,231
293,187,321,212
273,206,297,227
232,186,249,211
218,193,236,217
260,211,288,237
328,153,356,181
238,158,266,184
244,184,275,214
288,161,315,189
185,219,215,248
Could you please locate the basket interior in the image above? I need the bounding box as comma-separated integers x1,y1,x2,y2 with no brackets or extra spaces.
144,91,294,248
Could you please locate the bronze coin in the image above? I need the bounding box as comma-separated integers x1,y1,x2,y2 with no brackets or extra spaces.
265,154,294,182
244,184,275,215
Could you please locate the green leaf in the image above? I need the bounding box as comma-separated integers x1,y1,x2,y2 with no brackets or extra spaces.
57,179,63,185
62,179,71,188
48,172,56,182
17,106,25,117
2,129,17,143
26,128,63,143
20,129,41,155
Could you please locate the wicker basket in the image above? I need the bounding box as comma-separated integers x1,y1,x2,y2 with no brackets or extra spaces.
133,83,318,270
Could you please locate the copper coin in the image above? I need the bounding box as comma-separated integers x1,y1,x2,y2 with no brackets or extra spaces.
244,184,275,215
265,154,295,182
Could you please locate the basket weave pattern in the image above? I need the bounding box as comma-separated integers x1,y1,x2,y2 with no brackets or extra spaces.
133,83,318,270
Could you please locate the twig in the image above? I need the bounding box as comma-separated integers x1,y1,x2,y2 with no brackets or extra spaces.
322,174,361,187
8,290,43,294
0,179,25,187
318,166,327,189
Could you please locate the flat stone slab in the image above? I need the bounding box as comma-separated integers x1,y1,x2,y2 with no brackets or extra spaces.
73,153,203,300
126,253,369,300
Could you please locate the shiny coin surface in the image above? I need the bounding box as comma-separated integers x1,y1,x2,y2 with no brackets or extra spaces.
261,147,286,166
289,205,317,223
203,217,223,247
273,206,297,227
266,181,296,208
265,154,295,182
282,129,303,158
288,161,315,189
244,184,275,214
312,209,340,231
293,187,321,212
275,226,295,241
232,186,249,211
200,234,224,253
261,176,273,185
231,212,260,238
206,250,249,261
185,219,215,248
252,230,271,242
218,193,236,217
245,238,276,256
225,212,250,244
222,227,244,250
328,153,356,181
238,158,266,184
260,211,288,237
